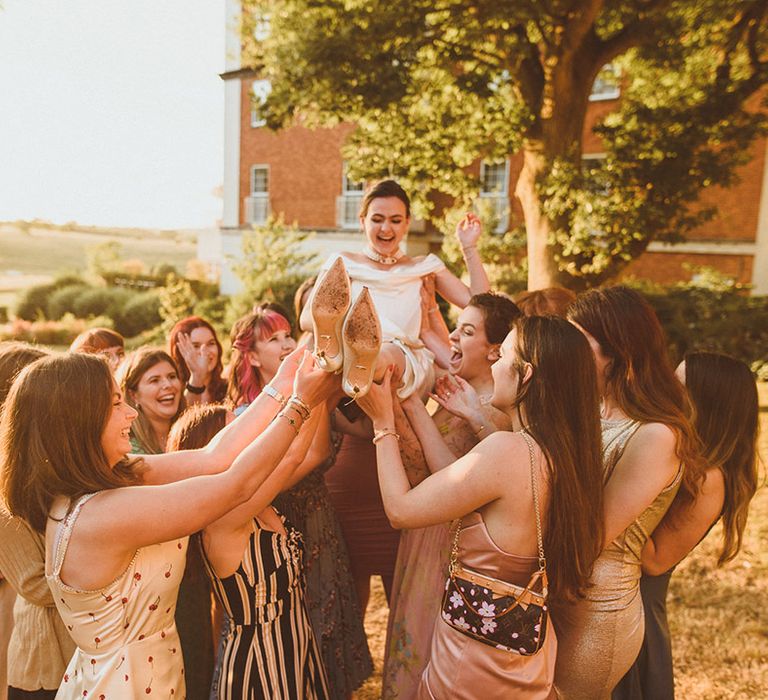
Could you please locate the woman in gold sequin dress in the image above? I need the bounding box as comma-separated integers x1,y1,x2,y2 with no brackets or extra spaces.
555,287,705,700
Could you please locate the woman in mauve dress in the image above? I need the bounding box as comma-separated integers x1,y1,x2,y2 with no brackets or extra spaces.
359,315,605,699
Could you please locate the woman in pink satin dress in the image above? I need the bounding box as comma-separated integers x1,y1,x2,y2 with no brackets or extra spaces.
359,315,606,700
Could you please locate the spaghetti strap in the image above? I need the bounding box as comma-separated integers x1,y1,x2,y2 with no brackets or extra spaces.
52,492,97,579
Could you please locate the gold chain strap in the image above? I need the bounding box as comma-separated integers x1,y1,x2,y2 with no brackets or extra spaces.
449,429,547,576
518,430,547,572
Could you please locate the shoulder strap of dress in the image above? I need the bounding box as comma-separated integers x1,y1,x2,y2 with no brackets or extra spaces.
52,493,98,578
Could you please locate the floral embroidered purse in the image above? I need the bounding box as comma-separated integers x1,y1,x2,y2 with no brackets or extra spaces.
440,430,549,655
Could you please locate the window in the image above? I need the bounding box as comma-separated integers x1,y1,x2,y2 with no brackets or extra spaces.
479,160,510,233
246,165,269,224
250,79,272,128
337,162,364,229
589,64,621,101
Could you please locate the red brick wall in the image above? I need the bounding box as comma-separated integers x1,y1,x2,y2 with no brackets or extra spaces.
620,252,754,285
239,81,355,228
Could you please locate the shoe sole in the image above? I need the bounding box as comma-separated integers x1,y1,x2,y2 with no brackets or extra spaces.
342,287,382,399
311,257,351,372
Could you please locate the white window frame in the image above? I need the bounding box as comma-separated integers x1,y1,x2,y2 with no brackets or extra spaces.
250,79,272,128
337,162,365,229
589,64,621,102
479,159,511,233
246,164,270,224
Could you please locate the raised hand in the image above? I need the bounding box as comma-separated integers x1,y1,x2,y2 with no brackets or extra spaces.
292,351,340,408
176,332,211,384
455,212,483,250
357,365,396,427
431,374,484,424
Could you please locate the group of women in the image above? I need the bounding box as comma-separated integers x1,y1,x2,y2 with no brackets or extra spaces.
0,178,760,700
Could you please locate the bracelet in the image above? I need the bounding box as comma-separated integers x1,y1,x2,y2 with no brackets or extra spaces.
474,424,487,437
186,383,206,395
461,245,477,254
372,428,400,445
263,384,286,406
287,395,311,421
277,410,302,436
428,307,439,315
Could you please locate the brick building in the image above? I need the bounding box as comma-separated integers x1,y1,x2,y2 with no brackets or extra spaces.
210,0,768,295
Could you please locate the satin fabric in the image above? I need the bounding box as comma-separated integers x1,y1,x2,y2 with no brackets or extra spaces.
416,512,558,700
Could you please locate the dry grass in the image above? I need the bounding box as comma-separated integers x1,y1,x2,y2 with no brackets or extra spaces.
359,385,768,698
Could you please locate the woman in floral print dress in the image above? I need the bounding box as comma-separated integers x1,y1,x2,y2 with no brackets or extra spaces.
0,350,335,698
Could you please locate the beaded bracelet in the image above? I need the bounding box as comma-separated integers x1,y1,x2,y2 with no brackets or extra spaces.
372,428,400,445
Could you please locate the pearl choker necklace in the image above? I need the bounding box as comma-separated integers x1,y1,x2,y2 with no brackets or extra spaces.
362,245,404,265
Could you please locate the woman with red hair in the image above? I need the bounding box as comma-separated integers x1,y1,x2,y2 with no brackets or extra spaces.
169,316,227,405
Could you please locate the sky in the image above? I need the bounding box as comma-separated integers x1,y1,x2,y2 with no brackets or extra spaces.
0,0,226,229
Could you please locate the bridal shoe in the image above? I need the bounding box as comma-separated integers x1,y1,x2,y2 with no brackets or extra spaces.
341,287,382,399
311,257,351,372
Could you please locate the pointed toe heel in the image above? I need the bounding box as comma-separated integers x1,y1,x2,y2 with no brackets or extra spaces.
341,287,382,399
311,257,351,373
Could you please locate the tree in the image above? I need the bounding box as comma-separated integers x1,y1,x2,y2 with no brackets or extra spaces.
228,217,319,321
243,0,768,289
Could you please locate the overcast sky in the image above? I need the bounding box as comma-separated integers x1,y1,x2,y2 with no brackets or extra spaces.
0,0,225,229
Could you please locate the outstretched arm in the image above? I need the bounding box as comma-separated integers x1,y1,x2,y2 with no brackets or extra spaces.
358,369,511,529
140,345,306,484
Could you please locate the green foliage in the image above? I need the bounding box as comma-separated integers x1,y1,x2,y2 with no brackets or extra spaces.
246,0,768,287
71,287,133,321
14,275,85,321
158,274,199,334
86,240,123,277
629,270,768,369
228,217,319,321
439,204,527,295
114,290,163,338
47,284,90,320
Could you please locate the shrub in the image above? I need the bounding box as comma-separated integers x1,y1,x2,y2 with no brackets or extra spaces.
114,290,163,338
0,314,113,347
14,275,85,320
71,287,132,320
641,286,768,370
47,284,90,320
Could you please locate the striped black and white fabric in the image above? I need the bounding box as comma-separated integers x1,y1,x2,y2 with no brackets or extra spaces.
203,511,330,699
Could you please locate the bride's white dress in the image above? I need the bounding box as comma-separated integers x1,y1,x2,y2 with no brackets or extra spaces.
318,252,445,398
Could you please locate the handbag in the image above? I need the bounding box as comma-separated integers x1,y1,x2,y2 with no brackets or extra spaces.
440,429,549,655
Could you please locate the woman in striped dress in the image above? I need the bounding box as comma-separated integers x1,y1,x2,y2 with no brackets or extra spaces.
200,400,331,698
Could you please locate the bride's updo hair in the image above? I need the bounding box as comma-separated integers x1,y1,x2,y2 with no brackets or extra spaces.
359,179,411,218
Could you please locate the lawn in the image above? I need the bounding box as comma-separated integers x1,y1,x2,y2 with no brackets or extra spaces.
0,223,196,309
358,384,768,699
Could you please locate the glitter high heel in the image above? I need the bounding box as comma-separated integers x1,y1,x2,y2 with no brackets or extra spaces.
311,257,351,373
341,287,382,399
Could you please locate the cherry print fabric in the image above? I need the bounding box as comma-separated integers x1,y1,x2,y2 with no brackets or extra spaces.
47,493,188,698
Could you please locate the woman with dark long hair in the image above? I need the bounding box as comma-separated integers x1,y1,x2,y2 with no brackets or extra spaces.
0,349,334,698
613,351,760,699
555,286,705,699
169,316,227,405
360,315,605,699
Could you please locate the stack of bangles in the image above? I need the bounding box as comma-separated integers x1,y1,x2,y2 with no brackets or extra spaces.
276,394,311,435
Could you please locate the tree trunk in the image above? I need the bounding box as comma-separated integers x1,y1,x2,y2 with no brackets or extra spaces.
516,146,560,290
